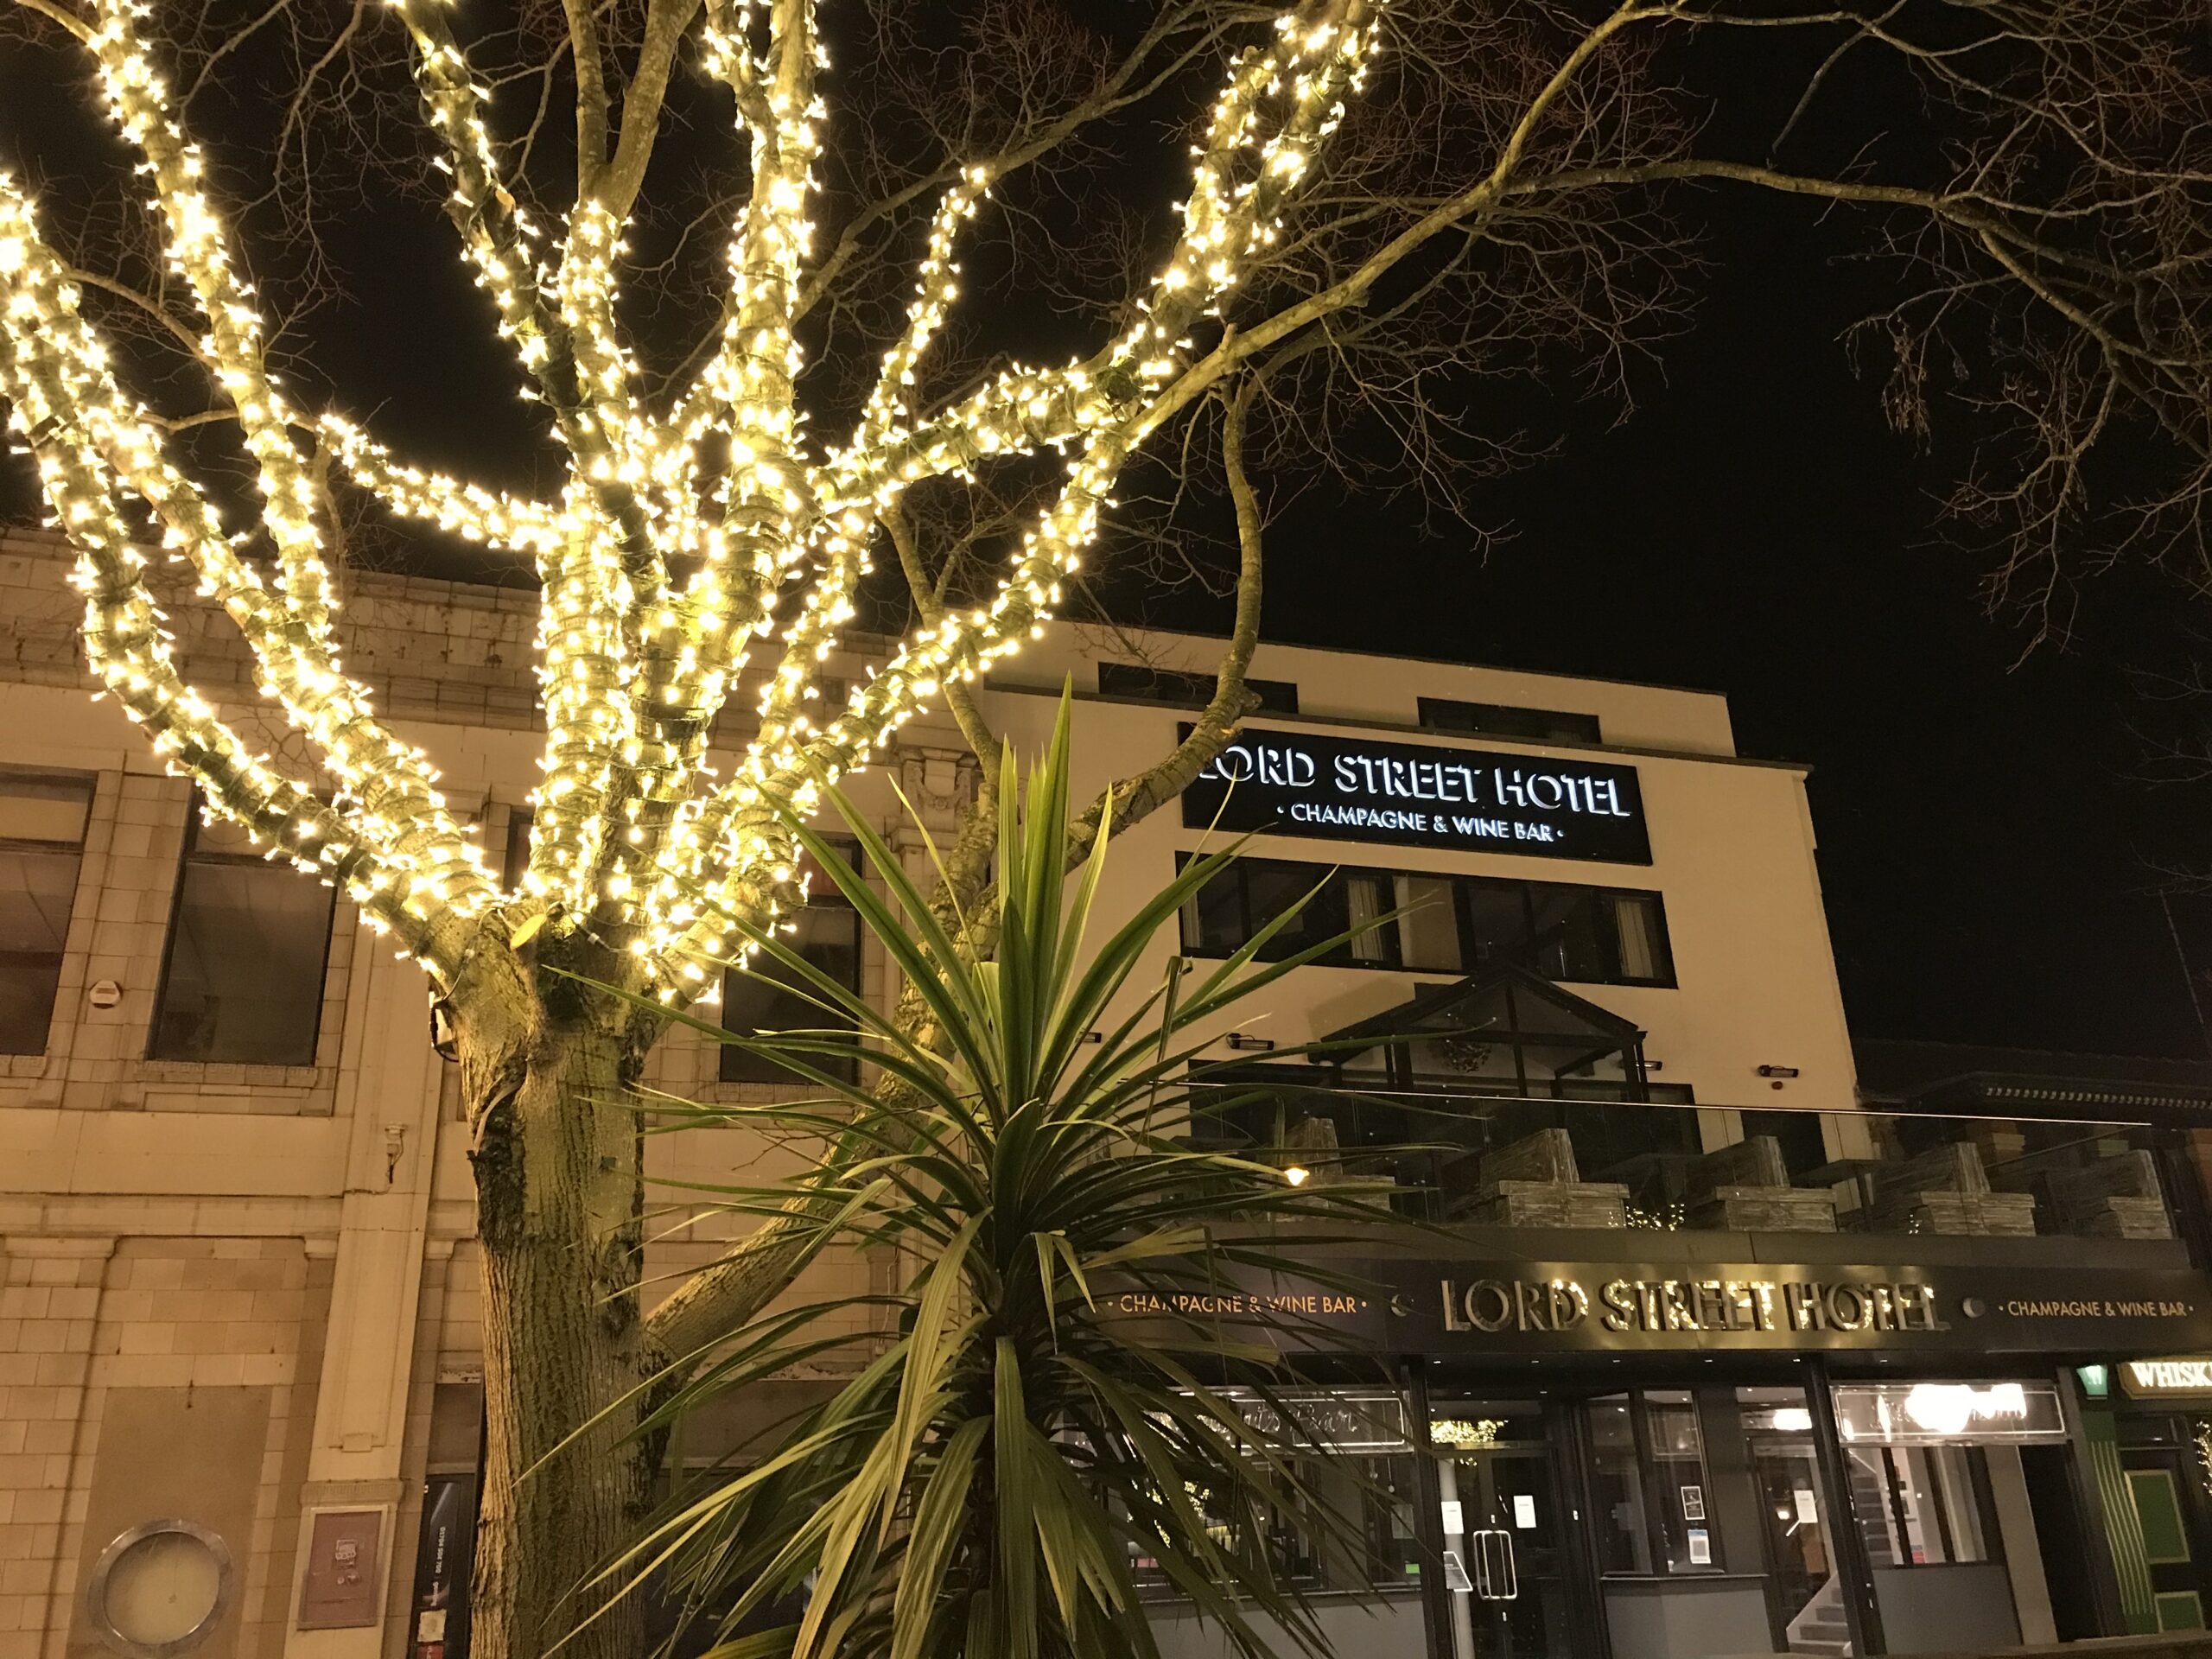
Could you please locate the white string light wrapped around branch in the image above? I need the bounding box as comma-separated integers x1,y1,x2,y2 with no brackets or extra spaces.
0,0,1382,1006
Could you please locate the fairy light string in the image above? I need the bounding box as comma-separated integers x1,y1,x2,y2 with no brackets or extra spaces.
0,0,1381,1004
0,188,475,973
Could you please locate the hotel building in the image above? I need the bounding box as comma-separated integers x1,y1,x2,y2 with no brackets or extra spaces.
2,524,2209,1659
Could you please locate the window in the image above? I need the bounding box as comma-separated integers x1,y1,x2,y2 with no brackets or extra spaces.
1098,661,1300,715
501,808,533,887
1851,1444,1999,1567
721,842,863,1084
1589,1391,1721,1577
1124,1393,1421,1595
1178,855,1675,988
1590,1396,1654,1574
1420,696,1601,746
0,773,94,1055
150,804,337,1065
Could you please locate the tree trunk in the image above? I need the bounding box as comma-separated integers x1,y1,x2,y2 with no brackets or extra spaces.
466,1002,651,1659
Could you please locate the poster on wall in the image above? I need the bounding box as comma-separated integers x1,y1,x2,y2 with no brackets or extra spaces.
410,1474,477,1659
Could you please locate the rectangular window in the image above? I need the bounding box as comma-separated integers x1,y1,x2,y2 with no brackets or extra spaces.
1590,1395,1654,1574
1419,696,1601,746
501,808,533,887
1852,1445,1999,1567
150,803,337,1065
1590,1391,1721,1577
1178,855,1674,988
1098,661,1300,715
0,772,94,1056
721,842,863,1084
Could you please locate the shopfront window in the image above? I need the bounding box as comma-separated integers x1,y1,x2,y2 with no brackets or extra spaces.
1128,1390,1421,1595
1833,1378,2069,1655
1590,1390,1720,1578
1591,1396,1653,1575
1853,1445,1998,1567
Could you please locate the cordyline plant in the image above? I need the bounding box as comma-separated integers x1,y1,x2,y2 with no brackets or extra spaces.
5,0,2212,1650
588,702,1407,1659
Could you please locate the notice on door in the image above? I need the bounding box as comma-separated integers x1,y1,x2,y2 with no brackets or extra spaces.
1795,1489,1819,1525
1440,1500,1465,1535
1513,1494,1537,1530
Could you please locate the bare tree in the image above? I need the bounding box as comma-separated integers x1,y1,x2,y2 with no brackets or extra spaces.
4,0,2212,1652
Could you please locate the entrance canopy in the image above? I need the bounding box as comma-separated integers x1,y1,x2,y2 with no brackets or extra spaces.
1320,961,1650,1102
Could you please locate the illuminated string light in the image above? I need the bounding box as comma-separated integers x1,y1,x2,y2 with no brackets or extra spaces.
0,0,1382,1002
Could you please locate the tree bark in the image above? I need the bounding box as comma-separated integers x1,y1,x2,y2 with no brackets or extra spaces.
464,982,651,1659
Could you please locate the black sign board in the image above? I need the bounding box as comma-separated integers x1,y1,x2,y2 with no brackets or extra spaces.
1179,724,1651,865
1111,1259,2212,1360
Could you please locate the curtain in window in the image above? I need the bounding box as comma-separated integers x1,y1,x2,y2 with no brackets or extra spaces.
1611,893,1662,982
1394,874,1460,972
1345,874,1390,964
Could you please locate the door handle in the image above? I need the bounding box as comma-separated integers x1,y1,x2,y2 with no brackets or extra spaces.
1471,1529,1518,1601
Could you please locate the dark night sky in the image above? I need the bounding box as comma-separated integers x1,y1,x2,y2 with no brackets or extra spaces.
5,12,2210,1063
1250,200,2212,1061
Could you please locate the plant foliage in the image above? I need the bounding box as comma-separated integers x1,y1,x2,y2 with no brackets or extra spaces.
599,696,1410,1659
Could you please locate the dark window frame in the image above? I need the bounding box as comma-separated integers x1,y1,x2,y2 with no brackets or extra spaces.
0,769,97,1058
1590,1389,1725,1579
720,837,865,1084
148,796,340,1066
1419,696,1602,746
500,806,534,888
1098,661,1300,715
1177,853,1676,988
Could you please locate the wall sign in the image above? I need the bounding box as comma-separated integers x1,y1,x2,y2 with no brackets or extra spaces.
1831,1381,2068,1445
297,1509,385,1631
2120,1357,2212,1400
1405,1262,2212,1356
1129,1258,2212,1359
1214,1388,1411,1452
1179,723,1651,865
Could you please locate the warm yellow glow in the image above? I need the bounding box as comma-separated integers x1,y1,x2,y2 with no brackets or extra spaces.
0,0,1381,1002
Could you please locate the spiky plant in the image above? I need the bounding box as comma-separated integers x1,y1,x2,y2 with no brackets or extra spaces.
590,699,1410,1659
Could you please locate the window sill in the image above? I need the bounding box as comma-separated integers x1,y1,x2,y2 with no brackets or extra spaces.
1178,946,1678,992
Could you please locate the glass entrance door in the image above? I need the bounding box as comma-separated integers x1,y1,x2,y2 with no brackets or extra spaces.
1430,1399,1570,1659
1739,1388,1851,1656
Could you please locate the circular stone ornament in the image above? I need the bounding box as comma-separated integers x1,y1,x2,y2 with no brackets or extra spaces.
85,1519,235,1659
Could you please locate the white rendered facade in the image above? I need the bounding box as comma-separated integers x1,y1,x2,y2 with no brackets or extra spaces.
0,526,1857,1659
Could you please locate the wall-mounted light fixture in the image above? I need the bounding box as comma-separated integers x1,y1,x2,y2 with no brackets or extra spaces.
1756,1065,1801,1079
1226,1033,1275,1052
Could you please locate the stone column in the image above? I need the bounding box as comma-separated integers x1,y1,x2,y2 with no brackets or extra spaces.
283,931,447,1659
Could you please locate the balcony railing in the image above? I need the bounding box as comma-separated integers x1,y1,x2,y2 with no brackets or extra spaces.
1192,1076,2212,1251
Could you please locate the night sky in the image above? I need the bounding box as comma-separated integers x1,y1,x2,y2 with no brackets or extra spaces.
4,9,2209,1063
1247,200,2212,1062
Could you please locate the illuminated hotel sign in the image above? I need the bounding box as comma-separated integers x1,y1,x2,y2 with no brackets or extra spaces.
1179,724,1651,864
1115,1260,2212,1359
